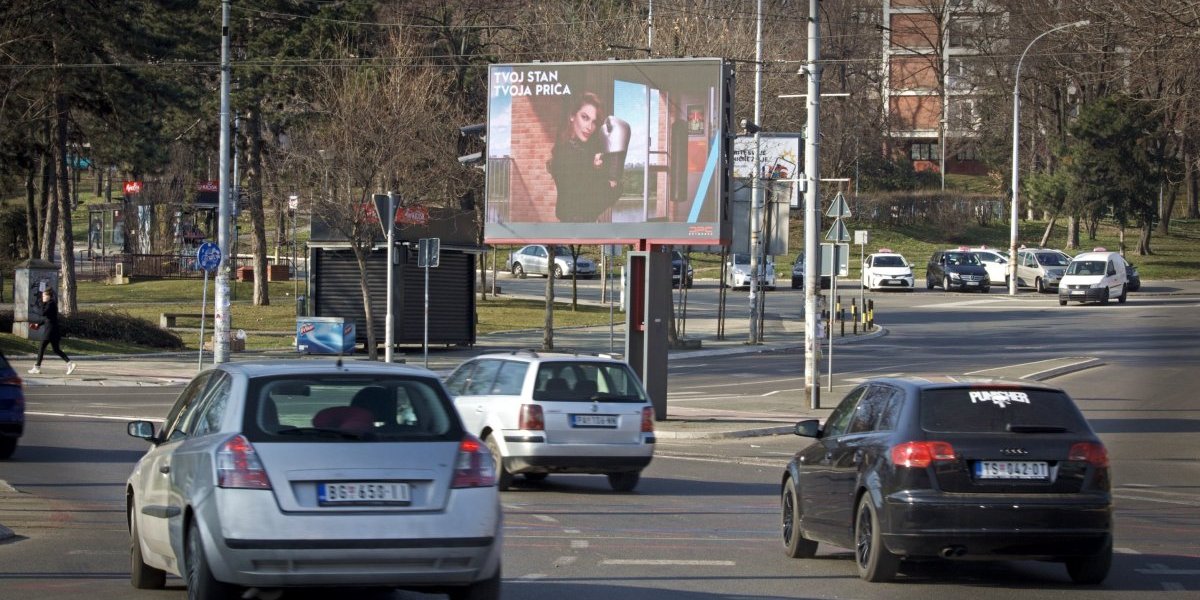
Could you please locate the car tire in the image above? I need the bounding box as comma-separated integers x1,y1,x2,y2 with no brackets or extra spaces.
782,478,818,559
925,276,934,290
449,564,501,600
854,495,898,582
130,510,166,589
553,265,563,279
943,275,952,292
0,437,15,460
523,472,548,482
1100,288,1110,305
1065,536,1112,585
1036,277,1046,293
186,519,237,600
483,435,512,491
1118,284,1127,303
607,471,640,492
511,263,526,279
1059,297,1068,306
981,285,990,294
792,279,800,289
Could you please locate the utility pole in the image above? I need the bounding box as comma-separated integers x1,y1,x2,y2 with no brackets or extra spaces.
803,0,822,409
748,0,764,345
214,0,232,364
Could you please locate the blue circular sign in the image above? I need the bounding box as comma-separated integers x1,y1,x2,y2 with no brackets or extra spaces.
196,242,222,272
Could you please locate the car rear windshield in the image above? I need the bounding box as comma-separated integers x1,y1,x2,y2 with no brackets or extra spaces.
244,375,462,442
920,388,1091,434
533,361,648,403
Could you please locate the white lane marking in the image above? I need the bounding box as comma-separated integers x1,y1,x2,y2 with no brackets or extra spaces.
653,452,785,468
1114,493,1200,507
602,559,735,566
534,515,558,523
570,540,589,549
667,391,706,396
1115,547,1141,555
671,376,806,391
915,299,1007,309
553,556,577,568
515,574,547,581
563,528,581,534
27,411,163,422
1136,565,1200,576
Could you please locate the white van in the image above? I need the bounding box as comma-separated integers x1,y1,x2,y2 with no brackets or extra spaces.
1058,251,1128,305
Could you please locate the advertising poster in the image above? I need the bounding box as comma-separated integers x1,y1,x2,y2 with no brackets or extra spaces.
485,59,730,244
732,134,802,208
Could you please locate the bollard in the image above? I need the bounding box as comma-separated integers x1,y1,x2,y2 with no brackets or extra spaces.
851,298,858,335
868,299,875,330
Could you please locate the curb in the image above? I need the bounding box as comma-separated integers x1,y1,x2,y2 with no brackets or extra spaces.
1022,357,1105,381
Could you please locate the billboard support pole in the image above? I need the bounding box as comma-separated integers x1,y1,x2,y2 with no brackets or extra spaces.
748,0,764,346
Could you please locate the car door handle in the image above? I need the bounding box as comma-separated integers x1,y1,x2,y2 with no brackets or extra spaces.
159,465,170,474
824,452,834,461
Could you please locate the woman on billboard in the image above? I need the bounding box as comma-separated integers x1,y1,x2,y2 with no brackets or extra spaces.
547,92,630,222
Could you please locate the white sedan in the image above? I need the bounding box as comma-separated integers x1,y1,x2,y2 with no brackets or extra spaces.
861,251,915,291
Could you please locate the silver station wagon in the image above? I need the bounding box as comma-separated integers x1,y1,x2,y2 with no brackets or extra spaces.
445,351,655,492
126,360,501,600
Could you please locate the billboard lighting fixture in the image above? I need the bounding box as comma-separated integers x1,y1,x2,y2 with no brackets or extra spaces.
741,119,761,135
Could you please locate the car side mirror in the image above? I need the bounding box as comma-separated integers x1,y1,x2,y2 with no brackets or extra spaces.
127,420,158,443
794,419,821,438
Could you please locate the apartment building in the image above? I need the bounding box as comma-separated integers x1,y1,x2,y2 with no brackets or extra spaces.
881,0,992,176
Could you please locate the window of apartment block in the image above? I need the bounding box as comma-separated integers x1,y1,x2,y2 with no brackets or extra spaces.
949,98,979,130
956,145,981,161
948,17,981,49
910,143,939,161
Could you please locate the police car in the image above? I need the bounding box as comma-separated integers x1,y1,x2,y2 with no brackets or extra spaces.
861,250,914,291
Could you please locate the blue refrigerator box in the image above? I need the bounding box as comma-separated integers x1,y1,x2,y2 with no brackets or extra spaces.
296,317,356,355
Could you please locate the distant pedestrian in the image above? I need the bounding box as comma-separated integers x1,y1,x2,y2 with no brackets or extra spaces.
28,288,76,375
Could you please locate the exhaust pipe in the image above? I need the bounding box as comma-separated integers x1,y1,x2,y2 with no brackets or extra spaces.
939,545,967,558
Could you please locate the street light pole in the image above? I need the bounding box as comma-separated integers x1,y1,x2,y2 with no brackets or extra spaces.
1009,20,1089,295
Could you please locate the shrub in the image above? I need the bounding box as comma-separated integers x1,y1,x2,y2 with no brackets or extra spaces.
0,309,184,350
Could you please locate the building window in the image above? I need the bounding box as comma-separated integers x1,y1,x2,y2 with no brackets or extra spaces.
911,143,939,161
956,145,981,161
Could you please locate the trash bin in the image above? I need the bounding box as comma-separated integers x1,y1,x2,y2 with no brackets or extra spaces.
296,317,356,355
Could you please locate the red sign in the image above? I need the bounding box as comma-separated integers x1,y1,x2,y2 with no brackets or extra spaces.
396,206,429,225
197,181,220,192
123,181,142,195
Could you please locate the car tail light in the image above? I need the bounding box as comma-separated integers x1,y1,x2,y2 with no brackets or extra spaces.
518,404,544,430
216,435,272,489
0,375,22,387
891,441,956,468
641,407,655,433
1068,442,1109,467
452,435,497,488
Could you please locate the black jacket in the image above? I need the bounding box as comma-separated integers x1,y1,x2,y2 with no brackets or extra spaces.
34,296,62,341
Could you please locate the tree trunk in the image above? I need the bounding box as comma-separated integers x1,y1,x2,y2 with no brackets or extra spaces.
1156,183,1176,236
1118,224,1125,255
1038,211,1059,248
54,91,77,315
1187,150,1198,219
1066,215,1079,249
1137,221,1153,255
40,159,58,263
246,107,270,306
543,245,554,351
354,245,377,360
24,161,38,259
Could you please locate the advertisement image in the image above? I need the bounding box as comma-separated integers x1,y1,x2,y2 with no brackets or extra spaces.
485,59,730,244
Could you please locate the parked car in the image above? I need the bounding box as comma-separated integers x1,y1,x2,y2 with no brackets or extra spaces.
1058,250,1129,305
726,253,776,290
0,349,24,460
781,377,1112,584
860,250,914,291
1123,257,1141,292
444,350,655,492
925,250,990,292
791,253,830,290
508,244,596,279
967,247,1011,287
126,360,501,600
671,251,694,288
1016,248,1071,293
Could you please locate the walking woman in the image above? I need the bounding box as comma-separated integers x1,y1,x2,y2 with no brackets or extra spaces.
28,288,76,375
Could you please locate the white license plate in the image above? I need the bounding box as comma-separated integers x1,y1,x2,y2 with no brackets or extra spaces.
965,280,979,286
1071,290,1086,296
571,414,618,428
974,461,1049,480
318,482,411,505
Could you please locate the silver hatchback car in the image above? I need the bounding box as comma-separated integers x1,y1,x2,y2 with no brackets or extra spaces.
126,360,501,600
444,351,655,492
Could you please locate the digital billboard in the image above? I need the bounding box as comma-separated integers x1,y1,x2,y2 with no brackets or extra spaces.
485,59,732,245
732,134,802,207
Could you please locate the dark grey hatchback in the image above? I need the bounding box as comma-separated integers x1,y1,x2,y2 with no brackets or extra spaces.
781,377,1112,583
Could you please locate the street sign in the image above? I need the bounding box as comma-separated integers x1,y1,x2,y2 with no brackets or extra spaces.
854,230,869,245
418,237,440,268
825,191,851,219
287,195,298,210
372,193,400,238
196,242,221,272
825,220,850,243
